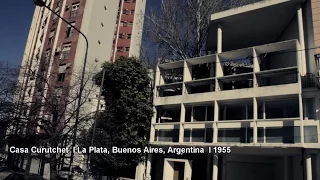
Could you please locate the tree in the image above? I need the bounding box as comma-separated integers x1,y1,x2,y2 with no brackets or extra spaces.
80,57,153,178
5,55,99,179
142,0,261,89
0,62,20,154
143,0,262,61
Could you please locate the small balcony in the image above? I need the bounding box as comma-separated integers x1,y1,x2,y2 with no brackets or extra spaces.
70,10,79,18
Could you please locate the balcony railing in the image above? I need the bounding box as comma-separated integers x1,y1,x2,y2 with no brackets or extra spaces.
302,73,320,89
155,40,302,97
152,118,319,145
70,10,79,18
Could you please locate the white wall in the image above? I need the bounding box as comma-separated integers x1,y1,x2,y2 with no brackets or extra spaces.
74,0,119,70
67,0,120,170
303,0,317,74
270,0,316,74
72,0,120,107
129,0,147,58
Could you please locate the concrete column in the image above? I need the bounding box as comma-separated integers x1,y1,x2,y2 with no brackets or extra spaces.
262,101,266,119
150,106,157,142
299,94,305,143
154,66,161,97
303,99,309,120
305,154,313,180
210,63,215,92
212,154,218,180
297,4,307,75
135,162,145,180
179,104,186,143
253,48,260,74
222,106,227,142
253,98,258,143
213,101,219,143
215,55,223,91
183,61,191,94
284,156,288,180
217,24,222,53
145,154,152,180
262,101,266,142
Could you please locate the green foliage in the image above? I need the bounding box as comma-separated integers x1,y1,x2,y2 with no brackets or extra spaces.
85,56,154,177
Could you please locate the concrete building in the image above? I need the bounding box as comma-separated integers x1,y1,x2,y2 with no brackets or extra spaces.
146,0,320,180
15,0,146,179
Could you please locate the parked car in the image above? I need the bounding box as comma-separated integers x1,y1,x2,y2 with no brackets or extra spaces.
3,172,44,180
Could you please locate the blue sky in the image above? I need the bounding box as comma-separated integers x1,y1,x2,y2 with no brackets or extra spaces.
0,1,35,66
0,0,160,66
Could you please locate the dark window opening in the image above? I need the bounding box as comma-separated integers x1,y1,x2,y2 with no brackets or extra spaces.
57,73,65,82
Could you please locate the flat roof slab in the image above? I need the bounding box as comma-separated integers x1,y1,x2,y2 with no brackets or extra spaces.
207,0,305,51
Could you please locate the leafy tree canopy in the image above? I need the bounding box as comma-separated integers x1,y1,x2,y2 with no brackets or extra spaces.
83,56,154,177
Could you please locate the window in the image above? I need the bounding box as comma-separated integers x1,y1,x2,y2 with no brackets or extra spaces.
120,21,125,26
119,34,124,38
52,17,58,26
48,37,54,44
117,47,122,52
125,47,130,52
59,64,67,73
131,10,135,14
40,33,44,42
48,29,55,44
54,88,63,97
53,10,59,20
42,18,47,29
66,22,75,38
124,0,131,2
57,64,68,82
128,22,133,26
122,9,128,14
70,3,80,17
57,73,65,82
57,0,61,7
60,44,71,59
45,49,51,61
72,3,80,11
55,6,60,13
30,70,36,80
127,34,131,39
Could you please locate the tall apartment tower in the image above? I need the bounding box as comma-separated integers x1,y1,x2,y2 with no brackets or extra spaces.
19,0,145,108
111,0,146,61
16,0,145,178
145,0,320,180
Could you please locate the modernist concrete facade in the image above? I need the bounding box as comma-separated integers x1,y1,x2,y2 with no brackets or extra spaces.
15,0,146,179
145,0,320,180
